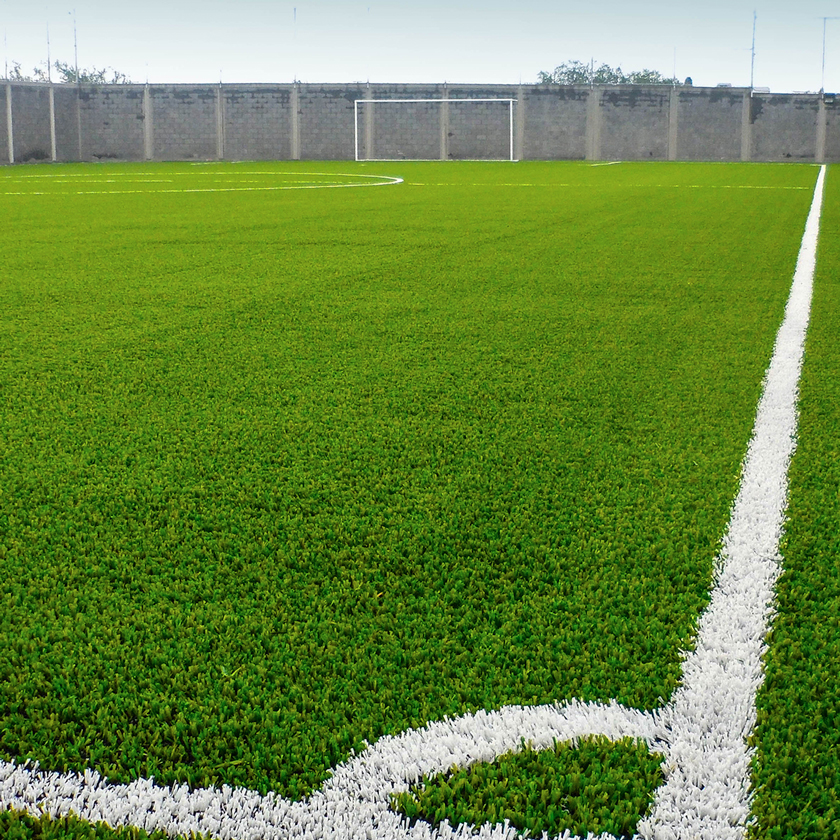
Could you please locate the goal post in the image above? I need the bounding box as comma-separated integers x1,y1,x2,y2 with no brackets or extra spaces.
354,98,517,162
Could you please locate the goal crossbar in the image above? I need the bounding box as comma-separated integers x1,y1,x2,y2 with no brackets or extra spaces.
354,98,518,162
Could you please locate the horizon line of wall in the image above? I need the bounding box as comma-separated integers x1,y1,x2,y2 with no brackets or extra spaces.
2,81,839,165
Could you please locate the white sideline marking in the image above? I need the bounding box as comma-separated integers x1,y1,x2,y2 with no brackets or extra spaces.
407,183,809,190
0,167,825,839
590,161,623,166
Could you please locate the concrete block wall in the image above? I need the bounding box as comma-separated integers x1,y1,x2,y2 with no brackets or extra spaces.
0,86,9,164
78,85,145,161
3,81,839,165
152,86,217,160
53,86,79,162
824,96,840,162
519,86,588,160
298,85,364,160
447,99,511,159
675,88,744,161
223,86,293,161
10,84,52,162
448,86,515,160
360,98,441,160
750,94,820,162
598,87,671,160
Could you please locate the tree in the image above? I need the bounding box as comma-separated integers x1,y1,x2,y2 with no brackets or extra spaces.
538,60,591,85
4,60,131,84
52,60,131,84
626,69,672,85
7,61,48,82
592,63,627,85
538,60,680,86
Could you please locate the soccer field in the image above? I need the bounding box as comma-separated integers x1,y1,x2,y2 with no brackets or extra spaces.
0,160,835,839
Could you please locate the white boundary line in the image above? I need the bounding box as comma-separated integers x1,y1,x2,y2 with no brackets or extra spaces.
0,167,825,839
406,183,810,190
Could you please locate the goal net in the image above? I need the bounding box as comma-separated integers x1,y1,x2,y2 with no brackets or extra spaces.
354,98,517,162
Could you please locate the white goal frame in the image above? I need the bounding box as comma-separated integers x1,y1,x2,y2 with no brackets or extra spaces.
354,98,517,162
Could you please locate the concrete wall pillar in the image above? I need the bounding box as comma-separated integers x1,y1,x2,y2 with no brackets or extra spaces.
75,86,83,160
290,83,300,160
216,85,225,160
585,87,601,160
740,91,752,162
817,97,827,163
5,83,13,164
439,86,449,160
515,86,525,161
364,88,374,160
667,87,679,161
49,85,57,162
143,85,154,161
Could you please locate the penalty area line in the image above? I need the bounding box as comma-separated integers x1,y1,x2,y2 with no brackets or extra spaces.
0,172,403,196
0,181,403,197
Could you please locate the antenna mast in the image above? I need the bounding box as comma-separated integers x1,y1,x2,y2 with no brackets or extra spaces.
822,17,840,94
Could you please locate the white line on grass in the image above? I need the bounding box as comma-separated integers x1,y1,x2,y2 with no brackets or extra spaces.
2,171,400,181
0,172,403,196
0,167,825,840
638,162,825,837
406,183,810,190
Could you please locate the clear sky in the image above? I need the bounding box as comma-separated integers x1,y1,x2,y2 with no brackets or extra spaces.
2,0,839,93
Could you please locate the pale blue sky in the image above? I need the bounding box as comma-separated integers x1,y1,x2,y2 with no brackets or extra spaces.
2,0,839,93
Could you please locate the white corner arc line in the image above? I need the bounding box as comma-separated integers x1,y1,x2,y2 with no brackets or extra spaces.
0,167,826,840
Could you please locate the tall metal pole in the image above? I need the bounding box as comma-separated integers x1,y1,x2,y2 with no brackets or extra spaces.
821,17,840,94
73,9,79,84
750,11,757,91
3,0,7,81
46,23,51,82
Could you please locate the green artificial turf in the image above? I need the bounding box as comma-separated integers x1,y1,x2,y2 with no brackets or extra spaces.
749,168,840,839
391,736,663,838
0,810,173,840
0,161,820,836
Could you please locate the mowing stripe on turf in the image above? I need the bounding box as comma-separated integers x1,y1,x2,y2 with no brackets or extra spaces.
0,167,825,840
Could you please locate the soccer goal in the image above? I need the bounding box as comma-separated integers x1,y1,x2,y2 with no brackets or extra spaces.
354,98,517,162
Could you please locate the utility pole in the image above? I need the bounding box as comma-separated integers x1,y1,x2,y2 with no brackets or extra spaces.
750,11,757,92
821,17,840,94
